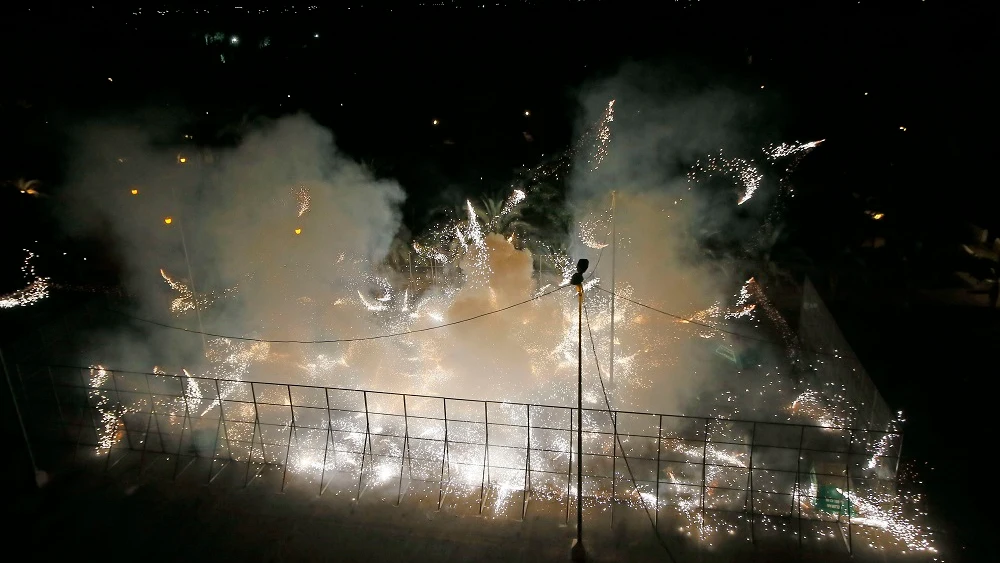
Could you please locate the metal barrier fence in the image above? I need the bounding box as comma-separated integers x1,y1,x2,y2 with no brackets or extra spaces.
6,363,905,555
798,277,894,432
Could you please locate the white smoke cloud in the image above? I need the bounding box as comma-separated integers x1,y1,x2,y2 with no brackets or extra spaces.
58,112,405,365
53,67,796,420
565,62,783,415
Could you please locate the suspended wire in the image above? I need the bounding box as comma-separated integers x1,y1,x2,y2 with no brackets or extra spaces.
583,299,678,563
593,285,856,362
105,284,570,344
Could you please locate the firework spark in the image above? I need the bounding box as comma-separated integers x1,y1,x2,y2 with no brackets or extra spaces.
293,184,311,217
590,99,615,171
687,151,764,205
0,250,50,309
160,269,238,316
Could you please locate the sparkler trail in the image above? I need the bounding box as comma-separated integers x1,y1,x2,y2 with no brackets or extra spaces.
687,150,764,205
0,250,50,309
589,99,615,171
293,184,311,217
762,139,825,198
160,268,237,316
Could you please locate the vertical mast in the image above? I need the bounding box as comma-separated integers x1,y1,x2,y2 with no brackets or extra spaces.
609,190,616,388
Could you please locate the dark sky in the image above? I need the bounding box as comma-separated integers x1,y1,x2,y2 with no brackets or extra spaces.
2,1,997,269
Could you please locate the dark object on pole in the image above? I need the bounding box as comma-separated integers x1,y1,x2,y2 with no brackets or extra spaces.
569,259,588,287
571,258,587,562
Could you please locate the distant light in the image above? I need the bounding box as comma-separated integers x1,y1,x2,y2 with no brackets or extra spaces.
107,77,113,82
872,213,884,220
864,92,869,96
524,110,530,117
131,188,139,195
432,119,439,126
294,228,302,235
314,33,319,38
760,85,765,89
287,94,291,98
178,156,187,163
899,126,907,131
164,217,173,225
230,35,239,45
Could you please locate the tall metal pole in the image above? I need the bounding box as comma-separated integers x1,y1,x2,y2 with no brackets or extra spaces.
170,185,207,353
572,284,586,562
609,191,616,388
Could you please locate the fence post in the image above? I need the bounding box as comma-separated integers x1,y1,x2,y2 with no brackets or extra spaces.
149,373,167,471
139,373,154,474
655,414,662,529
479,401,489,515
206,379,225,484
701,418,709,513
566,407,573,524
438,398,449,510
80,368,103,459
174,372,195,480
356,390,372,502
746,422,756,543
845,430,853,555
320,388,333,496
245,381,266,487
397,394,410,506
73,368,87,462
109,370,135,450
104,371,131,473
611,411,617,530
281,384,295,492
522,403,531,521
795,425,805,551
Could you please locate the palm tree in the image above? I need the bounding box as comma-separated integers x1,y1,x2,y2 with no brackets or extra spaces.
474,193,533,237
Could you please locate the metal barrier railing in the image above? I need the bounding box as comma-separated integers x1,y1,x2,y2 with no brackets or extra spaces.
6,362,905,555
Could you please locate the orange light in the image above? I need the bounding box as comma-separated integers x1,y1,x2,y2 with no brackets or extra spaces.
294,228,302,235
131,188,139,195
178,157,187,163
164,217,173,225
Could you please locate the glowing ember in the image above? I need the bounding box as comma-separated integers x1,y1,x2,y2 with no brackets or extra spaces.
0,250,50,309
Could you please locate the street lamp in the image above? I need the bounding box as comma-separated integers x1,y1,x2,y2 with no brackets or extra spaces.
569,258,588,563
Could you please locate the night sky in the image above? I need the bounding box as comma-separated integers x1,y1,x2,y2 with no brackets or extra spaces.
1,1,997,558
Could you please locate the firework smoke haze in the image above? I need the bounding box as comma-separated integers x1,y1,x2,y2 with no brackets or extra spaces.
58,113,405,366
53,69,794,417
567,64,773,413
